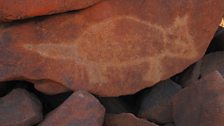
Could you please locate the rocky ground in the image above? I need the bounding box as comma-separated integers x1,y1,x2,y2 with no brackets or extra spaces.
0,0,224,126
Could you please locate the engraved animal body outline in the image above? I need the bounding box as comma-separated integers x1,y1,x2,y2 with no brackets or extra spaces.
25,15,198,85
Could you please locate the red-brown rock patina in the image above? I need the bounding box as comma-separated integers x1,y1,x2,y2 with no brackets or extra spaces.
173,71,224,126
178,61,202,87
200,51,224,77
0,88,42,126
39,90,105,126
0,0,223,96
0,0,101,22
32,80,69,95
104,113,158,126
138,80,182,123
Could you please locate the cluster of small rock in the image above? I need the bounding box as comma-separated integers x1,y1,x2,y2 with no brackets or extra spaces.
0,0,224,126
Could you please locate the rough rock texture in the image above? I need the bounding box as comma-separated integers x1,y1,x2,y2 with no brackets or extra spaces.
138,80,181,123
37,91,72,115
179,51,224,87
173,71,224,126
0,0,101,22
0,0,223,96
200,52,224,77
178,61,201,87
104,113,158,126
0,88,42,126
39,90,105,126
32,80,69,95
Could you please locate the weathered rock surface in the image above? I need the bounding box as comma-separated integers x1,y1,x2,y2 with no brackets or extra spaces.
32,80,69,95
0,0,223,96
138,80,181,123
39,90,105,126
104,113,158,126
179,51,224,87
200,51,224,77
178,61,201,87
38,91,72,115
0,0,101,22
173,71,224,126
0,88,42,126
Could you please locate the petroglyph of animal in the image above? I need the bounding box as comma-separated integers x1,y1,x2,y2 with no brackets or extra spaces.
0,0,223,96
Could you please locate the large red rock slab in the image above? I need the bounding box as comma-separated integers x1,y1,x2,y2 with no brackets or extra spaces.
138,80,182,123
39,90,105,126
0,0,223,96
104,113,158,126
0,0,101,22
173,71,224,126
179,21,224,85
0,88,42,126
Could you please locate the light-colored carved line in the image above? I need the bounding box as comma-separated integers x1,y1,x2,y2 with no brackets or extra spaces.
24,15,199,84
25,15,196,62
